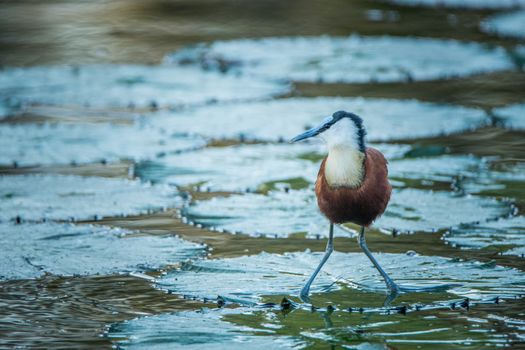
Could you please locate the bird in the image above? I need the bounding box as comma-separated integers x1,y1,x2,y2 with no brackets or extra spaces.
291,110,399,301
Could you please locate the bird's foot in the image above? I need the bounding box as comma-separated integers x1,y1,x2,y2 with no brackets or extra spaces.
383,282,401,306
299,286,311,303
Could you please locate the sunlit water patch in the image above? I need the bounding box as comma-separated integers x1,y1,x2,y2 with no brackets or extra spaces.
0,222,205,280
493,103,525,130
156,251,525,302
0,64,288,108
388,155,525,195
389,155,482,183
445,216,525,257
153,97,489,142
184,188,510,237
136,142,409,192
378,189,509,233
166,36,513,83
108,308,304,350
0,174,179,222
0,123,206,167
381,0,525,9
481,10,525,39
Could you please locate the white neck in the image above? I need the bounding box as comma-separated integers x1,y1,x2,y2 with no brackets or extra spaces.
324,145,365,188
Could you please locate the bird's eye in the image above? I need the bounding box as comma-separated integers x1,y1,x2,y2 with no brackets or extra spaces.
318,122,332,133
316,116,334,132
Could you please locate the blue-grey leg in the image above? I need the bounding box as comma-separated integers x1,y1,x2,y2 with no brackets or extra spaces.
358,226,400,294
300,223,334,302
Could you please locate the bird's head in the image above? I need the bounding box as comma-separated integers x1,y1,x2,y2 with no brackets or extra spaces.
290,111,366,152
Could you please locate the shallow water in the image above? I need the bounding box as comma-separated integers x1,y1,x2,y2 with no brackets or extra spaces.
0,0,524,349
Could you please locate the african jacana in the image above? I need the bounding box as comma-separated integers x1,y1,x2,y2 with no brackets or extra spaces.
291,111,399,301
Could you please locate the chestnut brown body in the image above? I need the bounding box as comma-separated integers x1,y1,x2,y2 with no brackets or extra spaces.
315,147,391,226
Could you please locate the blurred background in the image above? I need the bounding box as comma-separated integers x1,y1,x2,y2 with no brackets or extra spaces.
0,0,523,64
1,0,525,349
